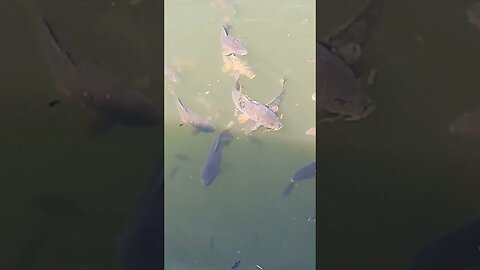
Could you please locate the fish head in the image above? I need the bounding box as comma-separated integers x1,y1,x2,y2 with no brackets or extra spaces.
449,109,480,137
265,118,283,131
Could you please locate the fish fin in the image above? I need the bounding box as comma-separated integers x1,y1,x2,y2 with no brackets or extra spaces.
191,128,200,136
86,115,116,136
282,181,296,197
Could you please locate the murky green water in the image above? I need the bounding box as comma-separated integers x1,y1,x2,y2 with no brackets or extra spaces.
164,0,315,269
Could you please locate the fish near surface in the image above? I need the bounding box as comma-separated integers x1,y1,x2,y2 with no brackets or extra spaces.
316,41,374,121
325,0,384,66
231,77,283,133
171,92,216,135
222,53,255,79
201,129,234,187
283,161,316,197
449,109,480,137
164,64,180,83
406,217,480,270
316,0,383,121
18,0,162,133
220,23,248,56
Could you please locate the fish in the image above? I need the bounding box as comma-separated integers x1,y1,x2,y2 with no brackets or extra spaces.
316,40,375,122
316,0,383,121
325,0,384,66
222,53,255,79
406,217,480,270
231,76,283,134
18,0,162,134
170,90,216,135
164,64,180,83
449,109,480,137
220,23,248,56
119,153,164,270
231,260,241,269
283,161,316,197
200,129,234,187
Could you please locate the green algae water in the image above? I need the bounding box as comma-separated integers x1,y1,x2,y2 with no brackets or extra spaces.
164,0,315,269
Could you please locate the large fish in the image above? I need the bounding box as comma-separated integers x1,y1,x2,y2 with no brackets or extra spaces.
170,90,216,135
118,153,164,270
18,0,162,133
201,128,234,187
220,23,248,56
283,161,316,197
406,217,480,270
449,109,480,137
231,76,283,133
317,0,383,121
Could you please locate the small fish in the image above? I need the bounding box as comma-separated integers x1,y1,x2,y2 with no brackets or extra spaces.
170,90,215,135
220,23,247,56
48,100,60,107
283,161,316,197
201,129,234,186
266,75,287,113
231,260,241,269
231,77,283,134
164,64,180,83
222,54,255,79
449,109,480,137
406,217,480,270
256,264,264,270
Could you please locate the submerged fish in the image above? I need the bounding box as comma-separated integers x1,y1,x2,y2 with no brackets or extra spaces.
171,91,216,135
220,23,247,56
18,0,162,134
283,161,316,197
164,64,180,83
406,217,480,270
119,153,164,270
325,0,384,66
231,76,284,134
231,260,241,269
201,129,234,187
222,53,255,79
317,0,383,121
449,109,480,137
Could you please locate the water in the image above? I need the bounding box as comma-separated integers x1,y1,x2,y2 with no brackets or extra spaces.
3,0,480,269
164,0,315,269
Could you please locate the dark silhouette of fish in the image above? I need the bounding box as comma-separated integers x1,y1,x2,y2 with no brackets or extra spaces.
18,0,162,134
118,153,164,270
231,260,241,269
406,217,480,270
201,129,234,186
283,161,316,197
